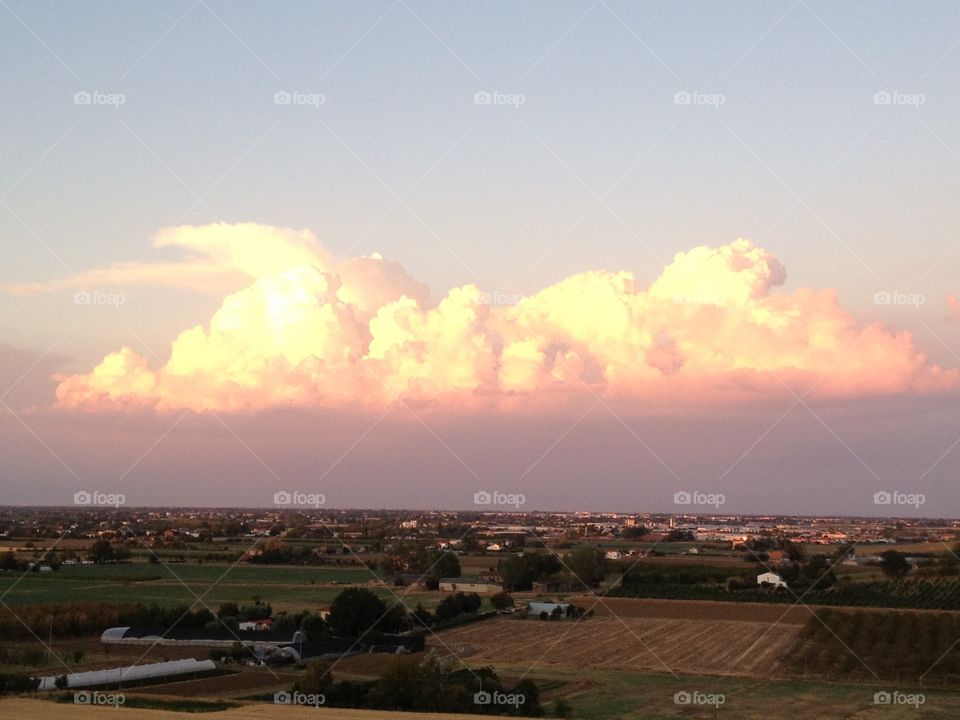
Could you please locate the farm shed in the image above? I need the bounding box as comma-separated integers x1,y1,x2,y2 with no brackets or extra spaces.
527,602,570,617
36,658,215,690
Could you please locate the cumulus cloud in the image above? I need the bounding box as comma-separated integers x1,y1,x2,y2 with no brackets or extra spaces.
947,294,960,321
50,225,958,412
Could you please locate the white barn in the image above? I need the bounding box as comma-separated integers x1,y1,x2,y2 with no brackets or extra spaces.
757,571,788,589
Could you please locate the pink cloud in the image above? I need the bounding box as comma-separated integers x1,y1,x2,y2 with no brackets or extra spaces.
50,224,959,412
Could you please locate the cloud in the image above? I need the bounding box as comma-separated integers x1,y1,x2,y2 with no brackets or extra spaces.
51,225,958,412
947,293,960,321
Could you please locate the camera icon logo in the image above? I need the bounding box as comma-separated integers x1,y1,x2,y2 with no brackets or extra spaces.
674,91,692,105
274,691,292,704
473,490,492,505
73,691,90,704
673,490,692,505
873,91,892,105
873,290,891,305
474,691,491,705
73,91,92,105
473,91,492,105
873,491,892,505
673,691,692,705
273,491,292,505
874,691,891,705
73,491,92,505
274,91,292,105
73,290,92,305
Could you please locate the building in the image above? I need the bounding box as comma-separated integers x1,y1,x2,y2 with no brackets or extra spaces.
757,572,788,589
438,577,503,594
527,601,570,617
238,619,272,631
36,659,216,691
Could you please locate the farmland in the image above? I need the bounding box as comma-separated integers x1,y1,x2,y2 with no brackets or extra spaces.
0,562,437,612
0,699,497,720
608,574,960,611
431,616,800,678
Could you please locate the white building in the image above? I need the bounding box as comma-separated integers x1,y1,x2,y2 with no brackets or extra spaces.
757,572,788,589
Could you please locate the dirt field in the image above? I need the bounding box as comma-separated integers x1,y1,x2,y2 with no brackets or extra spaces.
432,616,800,678
135,668,299,698
0,698,493,720
567,596,813,624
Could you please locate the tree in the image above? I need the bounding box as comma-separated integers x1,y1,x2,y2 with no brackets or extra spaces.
801,555,836,590
89,539,114,564
490,592,515,611
410,603,433,628
301,614,327,641
880,550,911,579
434,592,481,622
565,546,607,589
328,588,389,638
427,551,460,580
217,602,240,619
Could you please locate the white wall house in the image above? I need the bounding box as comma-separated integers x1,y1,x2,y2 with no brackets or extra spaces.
757,571,788,589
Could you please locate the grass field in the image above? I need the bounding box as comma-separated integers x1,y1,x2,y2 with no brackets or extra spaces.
504,666,959,720
0,563,436,612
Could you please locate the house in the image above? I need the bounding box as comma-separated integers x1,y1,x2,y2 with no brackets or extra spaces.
527,601,570,617
238,619,272,631
438,578,502,594
757,571,788,589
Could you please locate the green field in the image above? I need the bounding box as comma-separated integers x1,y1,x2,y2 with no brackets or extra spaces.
497,666,958,720
0,563,435,611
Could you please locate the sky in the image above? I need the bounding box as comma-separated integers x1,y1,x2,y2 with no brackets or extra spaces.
2,1,960,515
